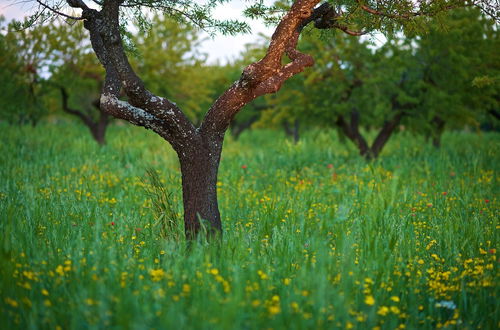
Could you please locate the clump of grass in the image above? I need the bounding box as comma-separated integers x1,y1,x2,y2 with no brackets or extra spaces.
143,168,184,241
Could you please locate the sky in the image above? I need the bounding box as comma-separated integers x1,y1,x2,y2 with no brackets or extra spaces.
0,0,275,64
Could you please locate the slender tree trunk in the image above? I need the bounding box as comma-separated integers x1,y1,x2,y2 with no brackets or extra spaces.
431,116,445,148
284,119,300,144
293,119,300,144
179,136,223,239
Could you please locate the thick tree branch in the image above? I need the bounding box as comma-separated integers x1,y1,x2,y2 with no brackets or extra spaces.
71,0,197,152
97,1,196,139
200,0,321,137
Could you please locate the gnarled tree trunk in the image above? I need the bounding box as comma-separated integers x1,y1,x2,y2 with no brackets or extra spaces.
179,136,223,238
71,0,331,239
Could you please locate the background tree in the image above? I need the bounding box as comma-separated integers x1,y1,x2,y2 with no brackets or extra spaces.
408,7,500,147
22,0,495,239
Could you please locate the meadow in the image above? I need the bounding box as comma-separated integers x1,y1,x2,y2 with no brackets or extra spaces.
0,123,498,329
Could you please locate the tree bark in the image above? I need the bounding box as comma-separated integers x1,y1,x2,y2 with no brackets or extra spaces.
179,137,223,239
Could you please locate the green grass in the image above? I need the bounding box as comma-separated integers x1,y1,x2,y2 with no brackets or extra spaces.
0,123,498,329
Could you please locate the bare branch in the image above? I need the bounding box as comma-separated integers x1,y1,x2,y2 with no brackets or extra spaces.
37,0,83,20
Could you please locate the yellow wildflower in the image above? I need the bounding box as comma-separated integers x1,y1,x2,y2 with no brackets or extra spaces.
150,269,165,282
364,295,375,306
377,306,389,316
268,305,281,316
390,306,401,314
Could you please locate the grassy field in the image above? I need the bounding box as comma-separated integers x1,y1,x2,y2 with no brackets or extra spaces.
0,123,498,329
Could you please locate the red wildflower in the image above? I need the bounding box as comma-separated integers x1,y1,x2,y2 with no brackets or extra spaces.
241,165,247,169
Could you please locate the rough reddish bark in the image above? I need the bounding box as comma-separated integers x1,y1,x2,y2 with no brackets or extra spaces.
67,0,322,238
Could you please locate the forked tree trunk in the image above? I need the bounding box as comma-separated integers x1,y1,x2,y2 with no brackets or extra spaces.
337,110,403,160
179,137,223,239
78,0,331,239
369,112,404,159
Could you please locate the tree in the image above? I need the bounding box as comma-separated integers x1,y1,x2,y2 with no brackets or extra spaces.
408,7,500,147
23,0,495,239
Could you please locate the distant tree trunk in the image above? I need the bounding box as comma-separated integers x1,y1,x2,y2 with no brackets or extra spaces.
337,110,403,160
230,114,259,140
336,110,370,157
59,87,110,145
431,116,445,148
283,119,300,144
370,112,404,159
